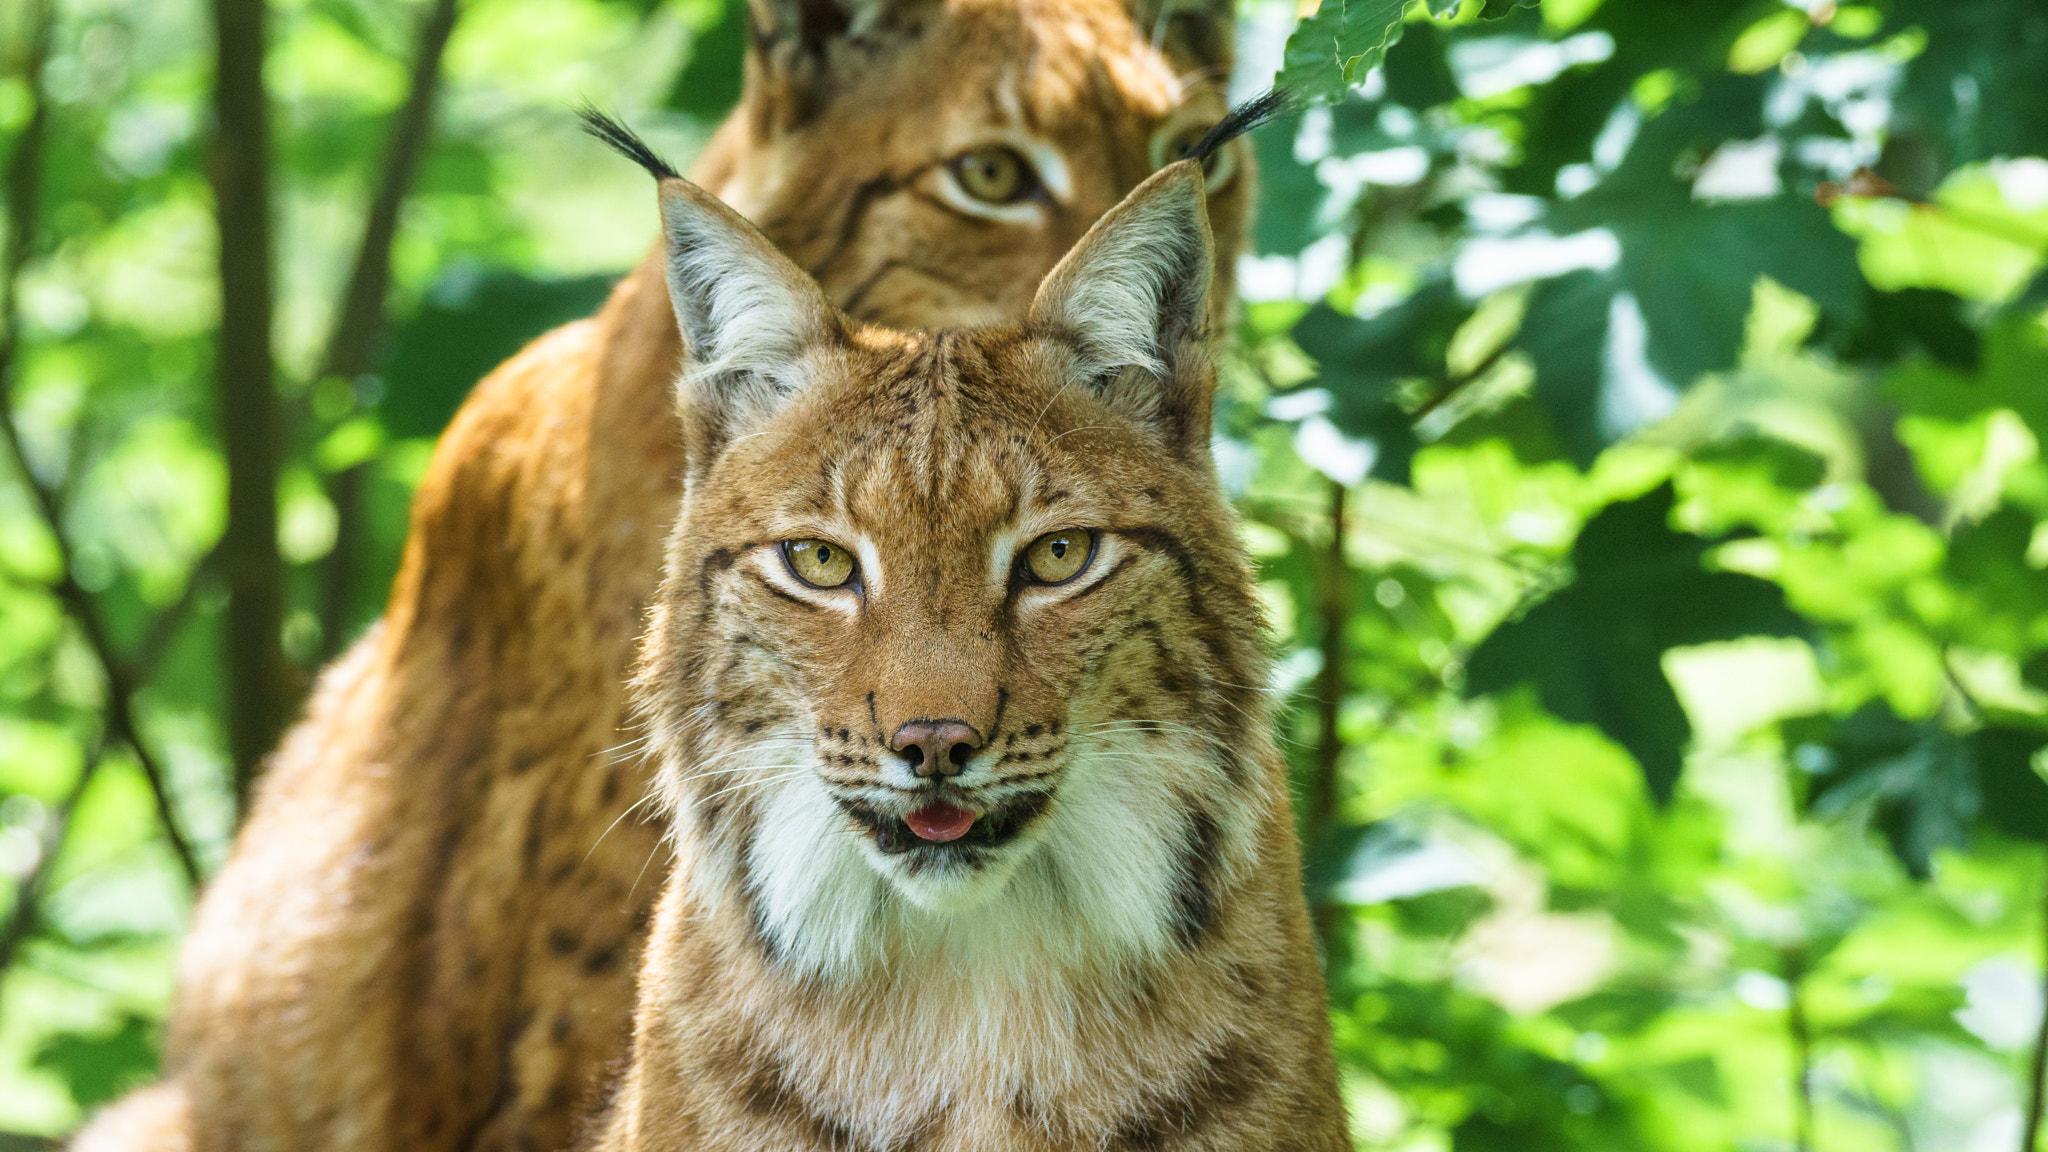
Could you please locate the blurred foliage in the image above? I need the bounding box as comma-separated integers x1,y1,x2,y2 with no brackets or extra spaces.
4,0,2048,1147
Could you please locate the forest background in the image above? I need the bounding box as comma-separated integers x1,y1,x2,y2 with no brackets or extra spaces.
2,0,2048,1147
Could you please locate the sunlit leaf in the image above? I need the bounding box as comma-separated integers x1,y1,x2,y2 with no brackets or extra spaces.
1278,0,1418,101
1466,484,1806,801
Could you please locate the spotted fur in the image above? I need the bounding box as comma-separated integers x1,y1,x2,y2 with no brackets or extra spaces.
76,1,1261,1149
592,164,1345,1151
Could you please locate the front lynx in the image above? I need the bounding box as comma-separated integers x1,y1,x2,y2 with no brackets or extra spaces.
584,113,1346,1150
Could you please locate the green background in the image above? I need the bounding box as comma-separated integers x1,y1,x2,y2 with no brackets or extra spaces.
4,0,2048,1147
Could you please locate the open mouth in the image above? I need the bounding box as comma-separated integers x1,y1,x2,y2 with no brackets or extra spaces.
837,791,1052,857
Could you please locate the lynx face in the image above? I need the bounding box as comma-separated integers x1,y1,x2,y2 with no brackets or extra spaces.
712,0,1252,330
633,156,1273,982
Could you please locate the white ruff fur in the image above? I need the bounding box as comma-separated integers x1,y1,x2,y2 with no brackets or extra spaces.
672,728,1245,995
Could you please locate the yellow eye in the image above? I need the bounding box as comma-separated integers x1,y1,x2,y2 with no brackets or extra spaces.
1023,529,1094,585
951,146,1036,204
783,538,856,588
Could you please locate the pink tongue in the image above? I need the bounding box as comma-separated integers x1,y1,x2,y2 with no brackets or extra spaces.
904,802,977,843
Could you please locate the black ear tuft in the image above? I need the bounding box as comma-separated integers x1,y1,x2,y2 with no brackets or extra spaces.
577,106,681,182
1181,88,1293,165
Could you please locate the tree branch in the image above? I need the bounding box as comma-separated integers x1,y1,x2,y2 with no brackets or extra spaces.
317,0,462,658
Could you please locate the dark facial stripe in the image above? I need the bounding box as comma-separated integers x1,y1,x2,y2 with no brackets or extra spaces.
1168,806,1221,950
698,545,742,596
838,258,986,321
989,685,1009,742
1114,524,1262,787
758,578,823,612
801,170,908,283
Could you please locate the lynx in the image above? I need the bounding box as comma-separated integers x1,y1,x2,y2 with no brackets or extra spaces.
587,110,1345,1150
77,0,1258,1149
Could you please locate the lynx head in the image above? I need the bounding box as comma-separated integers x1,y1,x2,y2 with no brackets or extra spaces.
612,113,1280,981
701,0,1252,328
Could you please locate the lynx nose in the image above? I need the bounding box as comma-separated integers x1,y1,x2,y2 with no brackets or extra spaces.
890,719,983,778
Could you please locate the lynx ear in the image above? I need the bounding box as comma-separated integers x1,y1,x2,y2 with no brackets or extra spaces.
1029,158,1214,391
580,110,840,446
654,176,841,444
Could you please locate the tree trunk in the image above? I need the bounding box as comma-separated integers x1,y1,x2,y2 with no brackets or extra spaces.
210,0,285,817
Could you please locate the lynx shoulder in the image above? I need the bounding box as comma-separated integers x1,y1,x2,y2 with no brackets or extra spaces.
588,116,1344,1152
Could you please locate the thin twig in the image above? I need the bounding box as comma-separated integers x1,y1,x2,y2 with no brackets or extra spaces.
316,0,462,657
1787,945,1817,1152
1412,337,1513,423
133,543,224,676
2023,869,2048,1152
1310,478,1346,953
98,662,203,884
0,734,111,978
0,0,204,887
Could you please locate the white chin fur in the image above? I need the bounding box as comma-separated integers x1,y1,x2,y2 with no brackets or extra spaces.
694,731,1237,985
865,833,1037,914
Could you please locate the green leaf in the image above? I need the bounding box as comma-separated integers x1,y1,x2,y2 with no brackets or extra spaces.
1892,0,2048,166
1943,505,2048,654
1974,727,2048,843
1790,702,2048,874
1288,286,1471,482
1888,313,2048,447
1295,284,1473,383
32,1015,159,1111
1383,19,1460,109
2014,265,2048,313
1827,287,1983,371
1278,0,1414,101
1249,113,1326,255
2024,649,2048,694
1610,197,1864,386
1515,270,1616,469
1465,483,1807,802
